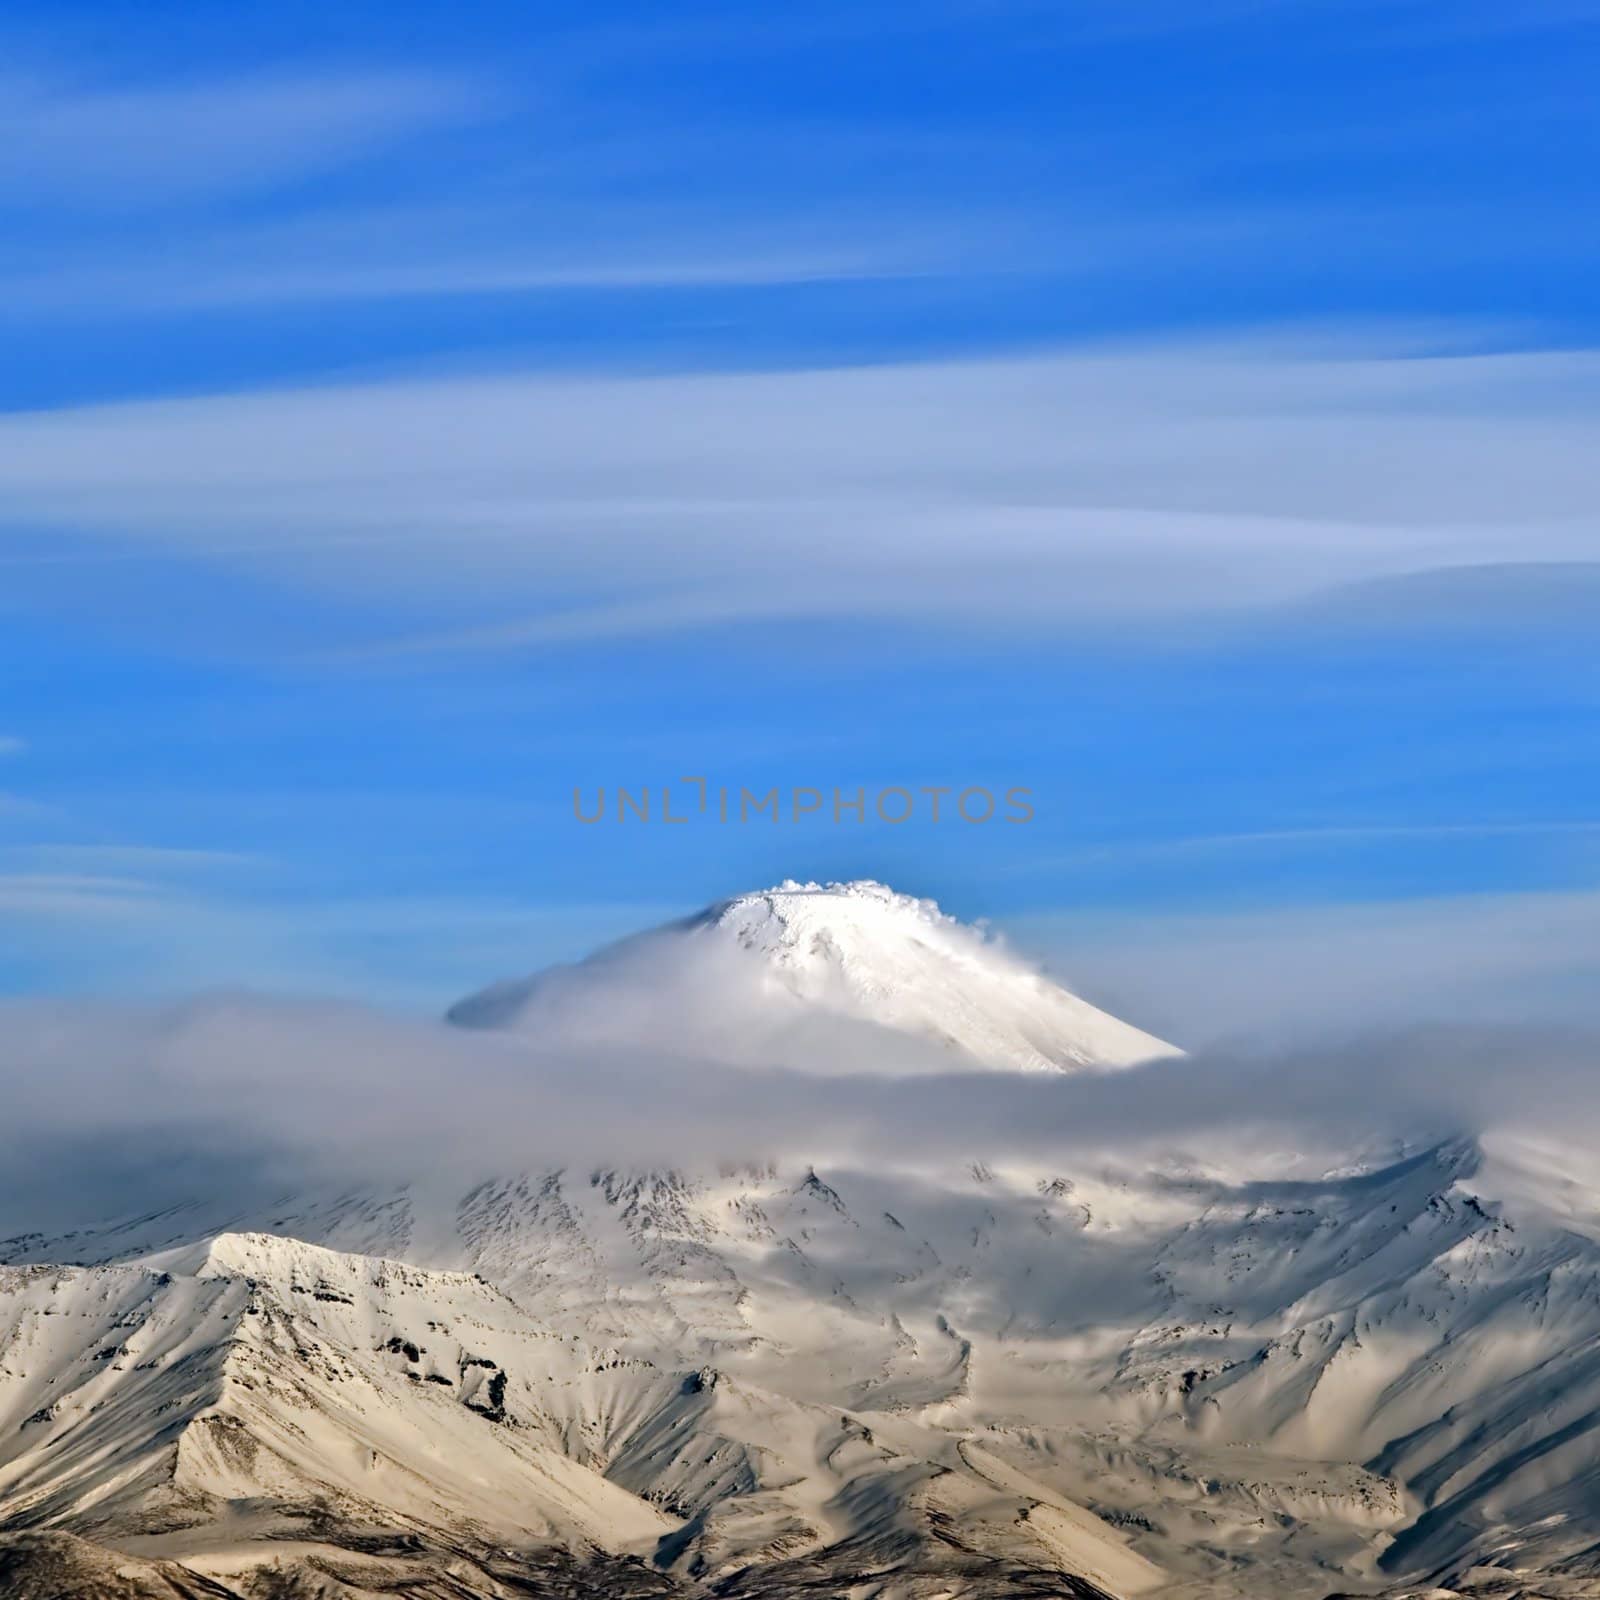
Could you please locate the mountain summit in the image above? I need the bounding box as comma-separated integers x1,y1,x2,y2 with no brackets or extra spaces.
447,878,1178,1073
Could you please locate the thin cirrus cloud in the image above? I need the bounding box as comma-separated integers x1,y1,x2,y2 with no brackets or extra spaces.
1014,888,1600,1046
0,333,1598,652
0,242,920,315
0,866,682,1011
0,18,1589,322
0,67,490,204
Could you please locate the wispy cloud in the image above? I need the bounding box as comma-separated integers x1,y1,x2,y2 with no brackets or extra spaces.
1,335,1597,651
0,843,258,873
1014,889,1600,1046
0,871,162,918
1035,819,1600,870
0,840,676,1006
0,7,1587,328
1058,0,1600,43
0,244,921,315
0,736,22,757
0,793,54,821
0,68,490,205
1,194,1586,320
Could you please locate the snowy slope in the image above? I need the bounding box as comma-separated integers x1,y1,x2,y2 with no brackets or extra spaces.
0,1234,672,1556
15,1141,1600,1596
8,882,1600,1597
0,1233,1140,1598
449,878,1179,1072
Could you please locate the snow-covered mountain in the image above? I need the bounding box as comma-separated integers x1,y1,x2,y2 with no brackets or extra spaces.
5,882,1600,1599
0,1231,1144,1598
449,879,1179,1073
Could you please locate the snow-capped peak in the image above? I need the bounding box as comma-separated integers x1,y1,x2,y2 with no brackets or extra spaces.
702,877,960,957
449,877,1178,1074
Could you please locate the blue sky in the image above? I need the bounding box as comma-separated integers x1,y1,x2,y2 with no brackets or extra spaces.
3,1,1599,1032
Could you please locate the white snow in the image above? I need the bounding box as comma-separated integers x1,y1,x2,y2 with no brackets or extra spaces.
5,880,1600,1598
449,878,1180,1074
0,1229,1159,1596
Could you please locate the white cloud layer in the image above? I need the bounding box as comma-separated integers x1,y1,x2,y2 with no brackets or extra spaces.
2,984,1597,1236
2,336,1598,651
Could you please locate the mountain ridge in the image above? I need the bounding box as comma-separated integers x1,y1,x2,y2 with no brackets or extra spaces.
0,1228,1139,1599
5,882,1600,1597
